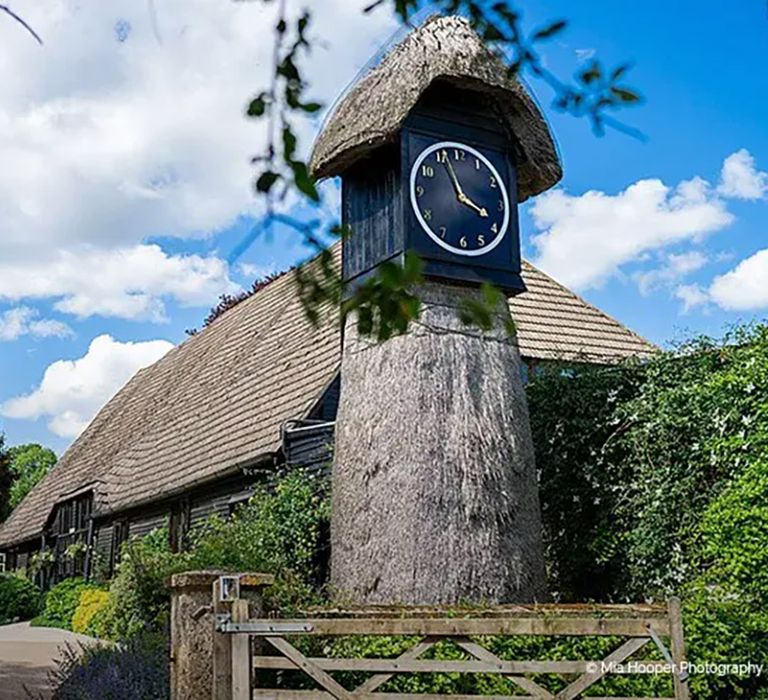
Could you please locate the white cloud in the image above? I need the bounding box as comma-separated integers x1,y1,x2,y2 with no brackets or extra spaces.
0,306,73,341
2,334,173,438
708,248,768,311
0,244,241,321
717,149,768,200
675,283,710,313
0,0,395,315
530,176,733,290
634,251,709,295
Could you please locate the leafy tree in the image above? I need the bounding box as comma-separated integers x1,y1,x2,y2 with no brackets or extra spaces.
8,443,57,510
0,436,15,522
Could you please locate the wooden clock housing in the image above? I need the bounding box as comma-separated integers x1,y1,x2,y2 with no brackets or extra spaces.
341,82,525,294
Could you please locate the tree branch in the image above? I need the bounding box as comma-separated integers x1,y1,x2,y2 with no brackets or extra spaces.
0,4,43,45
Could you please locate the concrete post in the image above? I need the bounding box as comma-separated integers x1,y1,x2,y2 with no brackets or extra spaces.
168,570,274,700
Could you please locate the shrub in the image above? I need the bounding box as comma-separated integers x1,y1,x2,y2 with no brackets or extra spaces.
0,572,42,624
51,633,169,700
527,323,768,698
33,577,100,630
93,469,329,640
72,588,110,635
683,457,768,699
186,469,330,610
95,527,185,641
527,360,644,600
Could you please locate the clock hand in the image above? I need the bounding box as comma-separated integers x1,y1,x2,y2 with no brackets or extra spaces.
443,156,465,198
442,157,488,218
458,193,489,218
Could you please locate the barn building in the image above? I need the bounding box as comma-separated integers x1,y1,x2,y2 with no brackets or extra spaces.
0,248,654,585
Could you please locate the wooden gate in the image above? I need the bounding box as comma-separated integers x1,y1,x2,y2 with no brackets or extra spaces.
212,582,690,700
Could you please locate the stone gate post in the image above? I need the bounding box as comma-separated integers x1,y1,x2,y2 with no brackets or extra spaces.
168,570,274,700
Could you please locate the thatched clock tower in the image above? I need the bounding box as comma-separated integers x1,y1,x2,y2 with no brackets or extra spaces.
310,16,562,604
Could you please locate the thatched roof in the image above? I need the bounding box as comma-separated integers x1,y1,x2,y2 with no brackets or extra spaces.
310,15,562,202
0,249,654,548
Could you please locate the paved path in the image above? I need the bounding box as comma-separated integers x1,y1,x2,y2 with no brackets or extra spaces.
0,622,99,699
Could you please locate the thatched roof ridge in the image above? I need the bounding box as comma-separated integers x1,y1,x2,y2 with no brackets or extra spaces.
0,247,654,549
310,15,562,201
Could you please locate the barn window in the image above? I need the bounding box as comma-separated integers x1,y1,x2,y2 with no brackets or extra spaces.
49,491,93,583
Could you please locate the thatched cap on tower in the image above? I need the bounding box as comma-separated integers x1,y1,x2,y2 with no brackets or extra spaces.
309,15,562,201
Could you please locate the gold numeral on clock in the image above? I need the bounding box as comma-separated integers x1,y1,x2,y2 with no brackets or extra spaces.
423,209,432,221
438,226,447,239
498,199,504,211
422,165,435,178
454,149,466,161
475,158,481,170
491,222,498,234
459,236,468,248
477,234,486,247
416,185,424,197
490,175,497,188
436,150,448,164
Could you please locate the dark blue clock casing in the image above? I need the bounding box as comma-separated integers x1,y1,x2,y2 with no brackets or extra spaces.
341,82,525,295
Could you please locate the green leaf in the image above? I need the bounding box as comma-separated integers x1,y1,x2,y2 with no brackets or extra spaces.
610,86,642,103
377,260,402,288
611,63,631,81
299,102,323,114
255,171,280,194
579,62,602,85
277,56,300,82
532,19,567,41
290,161,319,202
282,127,297,160
357,305,374,336
402,251,423,283
246,93,268,118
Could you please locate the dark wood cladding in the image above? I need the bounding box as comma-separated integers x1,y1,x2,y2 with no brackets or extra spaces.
283,420,334,473
341,145,404,285
339,81,524,293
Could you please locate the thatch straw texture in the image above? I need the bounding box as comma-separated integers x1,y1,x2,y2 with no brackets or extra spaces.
310,15,562,202
332,282,547,604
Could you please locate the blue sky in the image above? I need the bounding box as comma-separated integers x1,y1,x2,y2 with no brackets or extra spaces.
0,0,767,454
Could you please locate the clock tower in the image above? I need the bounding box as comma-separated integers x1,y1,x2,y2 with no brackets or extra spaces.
310,16,562,604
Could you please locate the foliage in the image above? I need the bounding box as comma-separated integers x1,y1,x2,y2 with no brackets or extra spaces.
64,541,88,560
7,442,56,510
527,360,644,600
72,588,110,635
314,634,671,697
186,469,331,610
0,434,15,522
33,577,102,630
93,470,330,640
94,526,184,641
0,572,42,624
51,633,169,700
189,268,291,335
618,327,768,596
527,323,768,698
683,457,768,699
28,547,55,576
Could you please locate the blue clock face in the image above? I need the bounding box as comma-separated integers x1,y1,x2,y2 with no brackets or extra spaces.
409,140,510,257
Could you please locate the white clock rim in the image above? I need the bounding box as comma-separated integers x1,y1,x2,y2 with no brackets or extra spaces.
410,140,511,258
